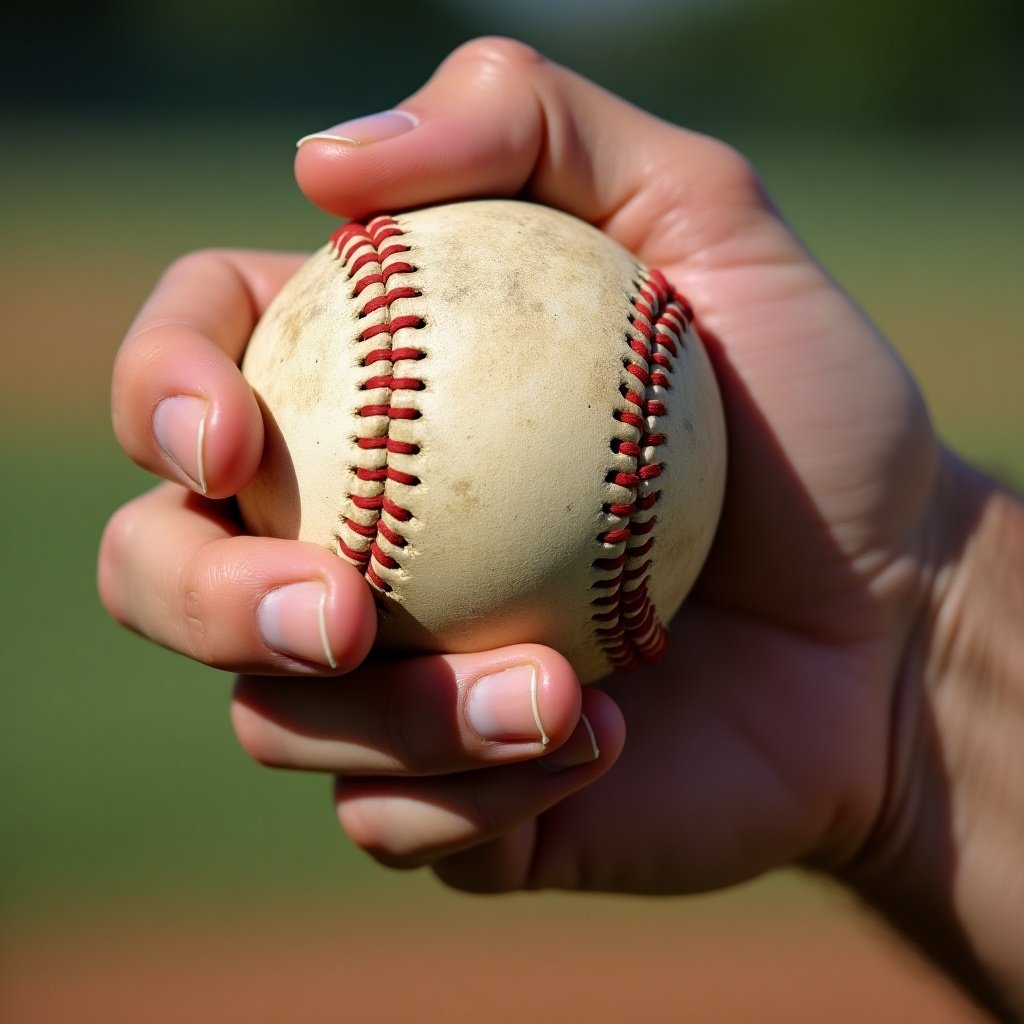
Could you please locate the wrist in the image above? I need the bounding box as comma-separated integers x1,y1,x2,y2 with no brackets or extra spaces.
844,449,1024,1018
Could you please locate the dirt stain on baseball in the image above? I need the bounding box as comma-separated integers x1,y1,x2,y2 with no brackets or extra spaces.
448,476,481,510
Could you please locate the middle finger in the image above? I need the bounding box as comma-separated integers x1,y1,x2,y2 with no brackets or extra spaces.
232,644,585,776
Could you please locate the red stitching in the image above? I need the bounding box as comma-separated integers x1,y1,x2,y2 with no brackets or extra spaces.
365,346,423,364
330,216,425,592
592,268,692,670
377,521,407,547
363,287,420,315
382,496,412,521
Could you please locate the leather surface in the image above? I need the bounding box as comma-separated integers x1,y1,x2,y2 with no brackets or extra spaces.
239,200,726,683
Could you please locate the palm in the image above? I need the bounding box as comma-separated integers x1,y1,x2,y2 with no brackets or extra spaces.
627,173,937,636
286,79,941,892
498,193,942,893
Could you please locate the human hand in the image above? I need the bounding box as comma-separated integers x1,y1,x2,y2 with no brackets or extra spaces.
100,38,1022,1016
277,37,944,892
100,36,936,883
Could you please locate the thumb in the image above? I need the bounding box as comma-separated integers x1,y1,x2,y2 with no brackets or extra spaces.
293,36,770,265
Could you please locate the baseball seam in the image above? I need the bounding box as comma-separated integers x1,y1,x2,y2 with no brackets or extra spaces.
330,216,426,592
591,268,690,671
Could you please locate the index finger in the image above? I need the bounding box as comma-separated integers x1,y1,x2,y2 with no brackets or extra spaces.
111,249,304,497
293,38,778,273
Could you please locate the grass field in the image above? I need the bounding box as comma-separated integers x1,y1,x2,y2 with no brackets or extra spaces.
1,119,1020,1021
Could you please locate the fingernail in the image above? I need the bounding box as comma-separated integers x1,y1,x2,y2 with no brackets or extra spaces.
153,395,208,494
258,582,337,669
540,715,601,773
296,110,418,148
466,663,550,746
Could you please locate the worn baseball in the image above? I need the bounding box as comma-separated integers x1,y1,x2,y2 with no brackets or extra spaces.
238,199,726,683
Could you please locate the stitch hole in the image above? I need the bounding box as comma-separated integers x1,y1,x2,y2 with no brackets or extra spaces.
603,500,635,516
609,437,630,455
612,439,642,458
605,469,640,487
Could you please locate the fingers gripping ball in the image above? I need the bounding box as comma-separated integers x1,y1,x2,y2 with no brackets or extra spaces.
238,200,726,683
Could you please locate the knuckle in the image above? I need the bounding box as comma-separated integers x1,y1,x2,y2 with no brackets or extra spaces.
118,250,213,354
694,136,770,206
337,799,417,867
374,668,460,774
180,585,210,662
382,682,420,771
159,247,233,286
448,36,547,83
119,247,235,353
337,793,469,872
465,780,500,838
96,502,140,625
112,249,225,452
717,138,758,179
174,544,227,664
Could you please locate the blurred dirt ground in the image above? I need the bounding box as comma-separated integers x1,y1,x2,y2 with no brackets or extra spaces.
1,888,992,1024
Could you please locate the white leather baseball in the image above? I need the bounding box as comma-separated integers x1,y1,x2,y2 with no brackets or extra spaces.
239,199,726,683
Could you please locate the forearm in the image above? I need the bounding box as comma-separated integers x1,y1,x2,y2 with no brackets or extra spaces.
849,453,1024,1020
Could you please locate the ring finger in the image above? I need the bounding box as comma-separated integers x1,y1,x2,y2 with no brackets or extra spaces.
332,688,624,870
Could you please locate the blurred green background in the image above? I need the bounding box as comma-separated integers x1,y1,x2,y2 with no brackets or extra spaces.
2,0,1022,1020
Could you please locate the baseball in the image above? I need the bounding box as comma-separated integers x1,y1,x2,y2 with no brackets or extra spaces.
238,199,726,683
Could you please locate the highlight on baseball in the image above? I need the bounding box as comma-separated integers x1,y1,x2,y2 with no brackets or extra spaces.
238,199,727,683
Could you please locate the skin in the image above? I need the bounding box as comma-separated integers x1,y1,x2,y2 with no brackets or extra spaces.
99,39,1024,1019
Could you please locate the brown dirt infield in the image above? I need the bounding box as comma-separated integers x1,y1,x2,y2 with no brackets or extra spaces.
1,888,991,1023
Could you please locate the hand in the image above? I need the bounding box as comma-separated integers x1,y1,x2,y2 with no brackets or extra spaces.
100,36,934,881
288,38,943,890
99,38,1022,1016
